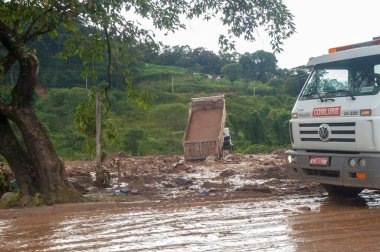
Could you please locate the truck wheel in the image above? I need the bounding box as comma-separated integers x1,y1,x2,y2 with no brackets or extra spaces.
321,184,363,197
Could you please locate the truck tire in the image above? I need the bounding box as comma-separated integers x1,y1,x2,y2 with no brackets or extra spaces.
321,184,363,197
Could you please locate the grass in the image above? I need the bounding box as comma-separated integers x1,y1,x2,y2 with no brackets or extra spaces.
141,64,188,79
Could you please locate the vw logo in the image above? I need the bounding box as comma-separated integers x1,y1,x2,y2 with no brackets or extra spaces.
318,124,330,142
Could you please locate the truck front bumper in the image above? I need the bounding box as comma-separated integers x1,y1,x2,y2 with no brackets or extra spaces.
285,150,380,189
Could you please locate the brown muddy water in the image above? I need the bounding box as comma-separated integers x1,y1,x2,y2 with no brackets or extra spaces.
2,191,380,252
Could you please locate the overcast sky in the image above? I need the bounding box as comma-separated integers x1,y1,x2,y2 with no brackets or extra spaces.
149,0,380,69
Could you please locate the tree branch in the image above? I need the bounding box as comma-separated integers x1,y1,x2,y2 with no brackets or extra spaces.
21,7,54,42
0,21,38,106
104,23,112,111
0,53,16,77
0,102,12,118
0,21,23,61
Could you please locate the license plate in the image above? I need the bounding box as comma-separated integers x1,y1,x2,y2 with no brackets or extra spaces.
309,156,330,166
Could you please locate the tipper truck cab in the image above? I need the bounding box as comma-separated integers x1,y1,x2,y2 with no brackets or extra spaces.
286,37,380,196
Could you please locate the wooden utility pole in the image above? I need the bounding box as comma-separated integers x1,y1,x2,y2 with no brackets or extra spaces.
85,73,88,90
171,75,174,93
95,90,101,169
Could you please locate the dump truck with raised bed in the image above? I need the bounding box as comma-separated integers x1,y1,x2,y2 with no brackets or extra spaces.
183,96,226,160
286,37,380,196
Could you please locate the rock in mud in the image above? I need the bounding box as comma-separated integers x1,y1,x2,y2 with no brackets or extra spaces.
235,184,272,193
297,206,311,211
120,189,131,194
85,186,98,193
199,189,209,195
219,169,236,178
172,161,189,170
175,177,193,186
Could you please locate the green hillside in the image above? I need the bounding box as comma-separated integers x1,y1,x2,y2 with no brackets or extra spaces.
30,64,297,160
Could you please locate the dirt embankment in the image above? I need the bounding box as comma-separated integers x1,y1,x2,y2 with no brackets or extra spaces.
65,151,323,203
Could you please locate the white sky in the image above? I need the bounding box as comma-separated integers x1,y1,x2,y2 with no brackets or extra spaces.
147,0,380,69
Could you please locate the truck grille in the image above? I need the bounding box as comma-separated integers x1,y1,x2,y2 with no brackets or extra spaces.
299,122,355,142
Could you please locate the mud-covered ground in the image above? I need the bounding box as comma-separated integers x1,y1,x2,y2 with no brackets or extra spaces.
64,151,324,203
4,153,380,251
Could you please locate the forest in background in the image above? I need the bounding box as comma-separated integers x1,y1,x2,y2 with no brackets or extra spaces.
0,29,309,160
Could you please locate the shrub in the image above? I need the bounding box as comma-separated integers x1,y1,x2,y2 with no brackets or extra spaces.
240,144,272,154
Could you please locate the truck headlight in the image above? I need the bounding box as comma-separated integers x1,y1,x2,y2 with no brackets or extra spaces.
349,158,356,167
287,155,295,164
358,158,366,168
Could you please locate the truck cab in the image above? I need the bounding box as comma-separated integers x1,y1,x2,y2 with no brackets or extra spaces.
286,38,380,196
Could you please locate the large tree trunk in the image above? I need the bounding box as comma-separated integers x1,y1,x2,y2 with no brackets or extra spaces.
0,115,36,199
12,107,82,204
0,24,83,205
0,109,83,204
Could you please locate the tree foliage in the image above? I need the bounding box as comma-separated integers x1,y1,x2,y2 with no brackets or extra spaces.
74,87,118,157
124,128,145,156
221,63,242,84
239,51,278,82
151,46,222,75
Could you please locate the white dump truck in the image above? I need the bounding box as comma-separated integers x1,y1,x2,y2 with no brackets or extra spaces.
286,37,380,196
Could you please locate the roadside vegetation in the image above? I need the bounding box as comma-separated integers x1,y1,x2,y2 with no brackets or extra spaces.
1,41,309,161
1,31,309,161
17,60,305,160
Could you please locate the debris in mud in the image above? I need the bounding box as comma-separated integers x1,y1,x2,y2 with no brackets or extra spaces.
122,189,131,194
62,152,324,203
222,154,234,161
172,161,189,170
297,206,312,211
205,155,218,163
219,169,236,178
202,181,230,189
85,186,98,193
199,189,209,195
175,177,193,186
235,184,272,194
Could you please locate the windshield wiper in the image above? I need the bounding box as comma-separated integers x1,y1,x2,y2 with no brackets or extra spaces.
301,92,326,102
325,89,356,100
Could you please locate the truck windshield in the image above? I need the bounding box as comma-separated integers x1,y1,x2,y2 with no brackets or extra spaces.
300,56,380,100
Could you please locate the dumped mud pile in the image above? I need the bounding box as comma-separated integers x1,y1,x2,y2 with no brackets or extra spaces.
65,151,324,202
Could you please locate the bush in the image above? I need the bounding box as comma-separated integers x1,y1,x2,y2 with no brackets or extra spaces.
0,191,20,208
124,128,145,156
240,144,272,154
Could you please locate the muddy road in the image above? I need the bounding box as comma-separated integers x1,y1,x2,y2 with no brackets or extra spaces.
2,192,380,251
2,153,380,251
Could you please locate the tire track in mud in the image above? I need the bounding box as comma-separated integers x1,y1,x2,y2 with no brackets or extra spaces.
2,193,380,251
